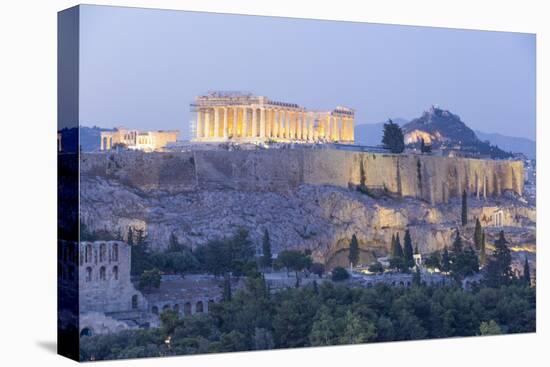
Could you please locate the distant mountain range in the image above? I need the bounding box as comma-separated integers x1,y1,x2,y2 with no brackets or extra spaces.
354,118,408,146
474,130,535,159
354,108,535,159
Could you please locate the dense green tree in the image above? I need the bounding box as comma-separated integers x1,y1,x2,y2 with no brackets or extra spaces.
348,234,360,269
424,251,441,270
331,266,350,281
139,268,161,291
523,257,531,286
260,229,273,269
276,250,311,280
310,262,325,278
80,281,536,360
461,190,468,226
272,288,319,348
309,308,337,346
382,119,405,153
450,246,479,280
403,229,414,269
339,310,376,344
479,320,502,335
368,261,384,274
412,267,422,286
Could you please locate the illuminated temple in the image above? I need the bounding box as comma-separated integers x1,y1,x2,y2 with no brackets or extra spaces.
191,92,355,143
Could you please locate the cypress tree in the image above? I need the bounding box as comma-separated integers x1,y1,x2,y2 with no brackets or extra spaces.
261,229,273,269
452,229,463,253
473,218,483,250
403,229,414,269
127,227,134,246
349,234,360,269
461,189,468,226
390,234,396,257
523,257,531,286
441,247,450,273
394,233,404,259
479,230,487,266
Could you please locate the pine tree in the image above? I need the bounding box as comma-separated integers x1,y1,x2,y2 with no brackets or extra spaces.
414,244,419,255
403,229,414,269
479,230,487,266
486,230,512,287
390,234,396,257
473,218,483,250
452,229,463,253
261,229,273,269
382,119,405,154
523,257,531,286
349,234,360,269
461,189,468,226
441,246,450,273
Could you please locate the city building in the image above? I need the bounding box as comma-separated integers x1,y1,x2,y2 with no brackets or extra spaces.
100,128,179,152
191,91,355,143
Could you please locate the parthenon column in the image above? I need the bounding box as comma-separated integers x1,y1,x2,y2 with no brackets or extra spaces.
259,108,266,138
242,107,248,137
223,107,228,139
326,116,332,141
308,115,314,141
204,110,211,138
252,107,258,138
271,109,279,138
297,112,303,140
196,109,203,138
266,109,272,138
279,110,285,138
233,107,238,137
214,107,220,138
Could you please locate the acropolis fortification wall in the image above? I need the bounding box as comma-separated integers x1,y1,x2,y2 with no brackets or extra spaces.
80,149,524,204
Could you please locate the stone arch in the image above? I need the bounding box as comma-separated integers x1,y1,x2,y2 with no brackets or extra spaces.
173,304,180,314
184,302,192,315
85,267,92,282
85,244,92,263
112,266,118,280
208,299,214,311
80,327,93,337
196,301,204,313
162,304,170,313
131,294,139,309
99,266,106,281
112,243,118,261
99,243,106,262
152,306,159,315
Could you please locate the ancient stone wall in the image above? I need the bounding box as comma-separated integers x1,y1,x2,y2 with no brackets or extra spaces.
79,241,146,314
81,150,524,204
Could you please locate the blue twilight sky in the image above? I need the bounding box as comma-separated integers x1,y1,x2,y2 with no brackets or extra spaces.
79,5,536,141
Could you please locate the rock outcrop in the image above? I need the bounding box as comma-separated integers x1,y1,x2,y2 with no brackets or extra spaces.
79,149,532,267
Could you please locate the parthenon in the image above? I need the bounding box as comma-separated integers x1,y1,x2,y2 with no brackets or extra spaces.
191,92,355,143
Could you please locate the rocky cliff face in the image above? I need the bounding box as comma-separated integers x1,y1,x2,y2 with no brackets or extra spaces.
79,150,532,267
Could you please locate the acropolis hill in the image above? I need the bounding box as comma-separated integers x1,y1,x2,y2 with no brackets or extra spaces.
79,149,532,267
